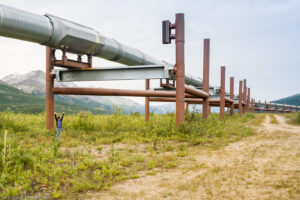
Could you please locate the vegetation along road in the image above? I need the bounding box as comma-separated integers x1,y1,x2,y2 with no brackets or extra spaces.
86,114,300,200
0,112,299,199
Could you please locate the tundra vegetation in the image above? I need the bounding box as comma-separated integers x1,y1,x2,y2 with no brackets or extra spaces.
284,112,300,125
0,109,258,198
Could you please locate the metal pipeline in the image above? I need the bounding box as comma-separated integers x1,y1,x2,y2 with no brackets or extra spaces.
0,3,203,87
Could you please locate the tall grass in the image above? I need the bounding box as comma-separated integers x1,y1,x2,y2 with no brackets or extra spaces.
0,111,256,198
283,112,300,125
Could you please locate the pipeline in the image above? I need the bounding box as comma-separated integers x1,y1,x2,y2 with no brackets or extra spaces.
0,3,203,87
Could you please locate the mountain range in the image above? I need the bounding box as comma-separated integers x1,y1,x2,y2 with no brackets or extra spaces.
0,70,174,114
271,93,300,106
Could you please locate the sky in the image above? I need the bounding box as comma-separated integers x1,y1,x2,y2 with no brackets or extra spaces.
0,0,299,104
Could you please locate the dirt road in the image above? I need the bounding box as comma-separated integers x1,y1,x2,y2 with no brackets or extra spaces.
85,115,300,200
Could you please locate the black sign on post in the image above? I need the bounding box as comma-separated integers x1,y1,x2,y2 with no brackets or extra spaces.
162,20,171,44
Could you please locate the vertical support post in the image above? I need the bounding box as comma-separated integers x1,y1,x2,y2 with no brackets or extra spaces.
185,102,189,112
275,103,277,113
258,100,261,113
145,79,150,122
264,100,267,112
238,80,243,115
282,104,285,113
175,13,185,125
230,77,234,116
87,54,92,68
243,79,247,113
202,39,210,119
247,88,250,112
220,66,225,119
46,47,55,130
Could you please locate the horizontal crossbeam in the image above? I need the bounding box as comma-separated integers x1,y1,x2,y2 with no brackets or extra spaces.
53,65,172,82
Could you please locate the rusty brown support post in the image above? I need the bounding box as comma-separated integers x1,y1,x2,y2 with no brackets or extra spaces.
230,77,234,116
238,80,243,115
202,39,210,119
220,66,225,120
264,100,267,113
258,100,261,113
175,13,185,125
247,88,250,112
46,47,55,130
87,54,92,68
243,79,247,113
145,79,150,122
185,102,189,112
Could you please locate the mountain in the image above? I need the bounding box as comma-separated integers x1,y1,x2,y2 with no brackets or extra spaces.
272,93,300,106
1,70,172,114
0,82,111,114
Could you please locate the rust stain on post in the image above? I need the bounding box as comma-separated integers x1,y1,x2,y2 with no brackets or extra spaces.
145,79,150,122
202,39,210,119
46,47,55,130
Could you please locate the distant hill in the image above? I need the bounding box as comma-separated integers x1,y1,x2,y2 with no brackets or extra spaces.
0,82,112,114
1,70,174,114
272,93,300,106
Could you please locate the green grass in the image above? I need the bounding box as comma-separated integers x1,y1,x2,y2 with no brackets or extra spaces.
283,112,300,125
269,115,279,124
0,111,256,198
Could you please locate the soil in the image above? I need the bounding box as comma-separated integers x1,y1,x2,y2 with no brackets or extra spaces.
83,115,300,200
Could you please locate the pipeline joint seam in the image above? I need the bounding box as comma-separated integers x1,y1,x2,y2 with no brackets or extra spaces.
42,14,55,46
110,39,123,61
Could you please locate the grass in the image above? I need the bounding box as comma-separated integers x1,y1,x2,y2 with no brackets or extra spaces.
0,111,256,198
270,114,279,124
283,112,300,126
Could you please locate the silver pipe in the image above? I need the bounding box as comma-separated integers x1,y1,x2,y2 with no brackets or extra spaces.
0,4,203,87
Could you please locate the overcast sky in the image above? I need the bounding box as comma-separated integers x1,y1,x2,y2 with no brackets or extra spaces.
0,0,299,104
